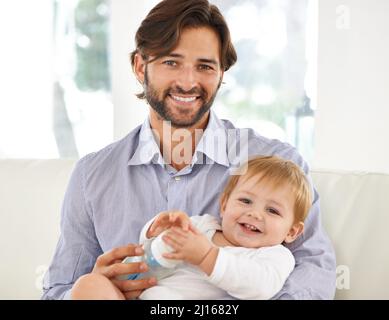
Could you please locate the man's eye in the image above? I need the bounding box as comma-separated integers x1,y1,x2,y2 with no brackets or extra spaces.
198,64,212,71
163,60,177,67
266,207,280,215
238,198,252,204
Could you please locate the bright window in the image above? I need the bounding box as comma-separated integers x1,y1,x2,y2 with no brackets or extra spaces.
211,0,316,164
0,0,316,164
0,0,112,159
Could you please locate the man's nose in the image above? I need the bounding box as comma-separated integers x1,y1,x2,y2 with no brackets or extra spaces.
175,66,199,92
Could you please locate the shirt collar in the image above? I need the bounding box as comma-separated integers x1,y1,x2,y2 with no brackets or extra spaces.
128,110,230,168
127,118,164,166
192,110,230,167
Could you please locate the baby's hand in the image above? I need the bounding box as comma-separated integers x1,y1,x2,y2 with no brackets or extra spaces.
146,210,192,238
161,225,213,266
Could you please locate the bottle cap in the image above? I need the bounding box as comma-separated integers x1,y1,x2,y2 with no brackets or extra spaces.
151,230,182,268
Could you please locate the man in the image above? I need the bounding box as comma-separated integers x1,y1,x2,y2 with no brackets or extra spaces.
42,0,336,300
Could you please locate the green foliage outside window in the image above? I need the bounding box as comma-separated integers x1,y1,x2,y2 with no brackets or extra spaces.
74,0,110,91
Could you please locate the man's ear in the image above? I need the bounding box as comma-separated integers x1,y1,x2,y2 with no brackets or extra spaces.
133,53,146,84
284,222,304,244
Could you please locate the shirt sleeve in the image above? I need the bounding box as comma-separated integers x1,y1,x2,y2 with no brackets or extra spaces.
207,245,295,300
41,156,103,300
190,214,222,240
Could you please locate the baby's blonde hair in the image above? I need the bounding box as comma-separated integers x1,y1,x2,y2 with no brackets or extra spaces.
221,156,312,223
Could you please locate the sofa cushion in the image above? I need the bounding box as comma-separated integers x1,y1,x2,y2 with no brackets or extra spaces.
0,159,76,299
312,170,389,299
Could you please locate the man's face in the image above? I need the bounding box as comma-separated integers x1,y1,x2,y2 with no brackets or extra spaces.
140,27,223,128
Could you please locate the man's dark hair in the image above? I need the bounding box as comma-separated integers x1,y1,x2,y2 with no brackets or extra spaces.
130,0,237,99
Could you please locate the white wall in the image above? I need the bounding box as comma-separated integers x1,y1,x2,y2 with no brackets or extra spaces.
314,0,389,173
0,0,57,158
111,1,159,140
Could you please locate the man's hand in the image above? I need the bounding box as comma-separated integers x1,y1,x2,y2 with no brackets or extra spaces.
146,210,193,238
91,244,156,300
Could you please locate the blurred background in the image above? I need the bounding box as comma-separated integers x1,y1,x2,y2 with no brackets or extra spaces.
0,0,388,173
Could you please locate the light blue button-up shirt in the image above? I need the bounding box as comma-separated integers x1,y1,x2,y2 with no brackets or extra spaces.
42,111,336,300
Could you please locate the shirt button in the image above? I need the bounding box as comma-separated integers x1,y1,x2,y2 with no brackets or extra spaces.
174,176,181,181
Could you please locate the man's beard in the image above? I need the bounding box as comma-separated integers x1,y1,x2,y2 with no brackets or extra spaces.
144,69,221,128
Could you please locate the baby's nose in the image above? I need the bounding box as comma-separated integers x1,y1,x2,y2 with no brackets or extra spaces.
246,211,263,220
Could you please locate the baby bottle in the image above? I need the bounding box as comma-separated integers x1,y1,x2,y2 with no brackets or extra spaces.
117,230,182,281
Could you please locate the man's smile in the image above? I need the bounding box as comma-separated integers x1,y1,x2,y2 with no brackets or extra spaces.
170,94,199,102
167,94,201,106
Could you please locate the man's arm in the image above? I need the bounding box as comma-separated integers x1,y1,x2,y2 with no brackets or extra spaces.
41,157,102,300
272,187,337,299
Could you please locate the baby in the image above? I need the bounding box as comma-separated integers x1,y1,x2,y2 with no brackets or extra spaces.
137,155,312,300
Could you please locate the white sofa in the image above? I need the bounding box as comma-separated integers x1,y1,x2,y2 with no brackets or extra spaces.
1,159,388,300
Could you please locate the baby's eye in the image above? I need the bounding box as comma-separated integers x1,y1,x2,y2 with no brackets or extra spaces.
238,198,252,205
266,207,280,215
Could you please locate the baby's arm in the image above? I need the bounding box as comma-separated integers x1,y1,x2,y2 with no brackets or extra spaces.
163,227,294,300
206,246,295,300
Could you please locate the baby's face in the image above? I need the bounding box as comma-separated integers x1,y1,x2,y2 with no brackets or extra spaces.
220,175,298,248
